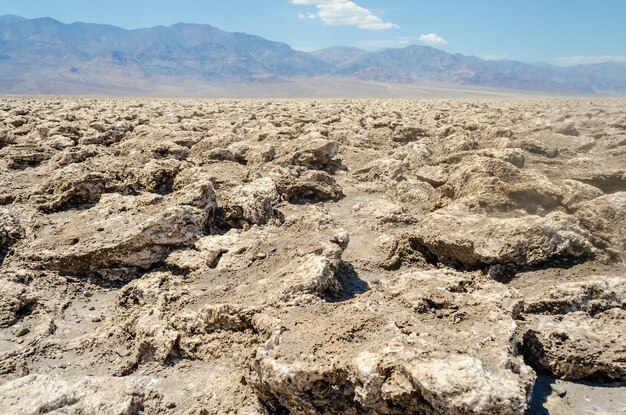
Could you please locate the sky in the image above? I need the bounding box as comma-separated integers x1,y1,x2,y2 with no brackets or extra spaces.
2,0,625,65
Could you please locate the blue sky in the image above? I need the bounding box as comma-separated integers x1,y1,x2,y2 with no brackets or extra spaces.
2,0,625,65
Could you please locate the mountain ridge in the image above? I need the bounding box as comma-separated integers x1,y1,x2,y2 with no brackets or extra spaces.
1,15,625,95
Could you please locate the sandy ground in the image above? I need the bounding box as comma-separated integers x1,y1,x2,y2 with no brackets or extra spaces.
4,77,562,98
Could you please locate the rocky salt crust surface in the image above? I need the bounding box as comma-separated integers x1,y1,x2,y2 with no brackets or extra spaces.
0,97,625,414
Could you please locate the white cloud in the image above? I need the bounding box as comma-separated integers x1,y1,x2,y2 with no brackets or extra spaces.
554,55,626,65
298,11,317,19
418,33,447,45
291,0,397,30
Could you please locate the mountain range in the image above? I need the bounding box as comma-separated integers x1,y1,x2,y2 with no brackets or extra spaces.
1,15,625,96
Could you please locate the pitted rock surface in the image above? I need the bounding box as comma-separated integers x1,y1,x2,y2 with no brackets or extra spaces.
0,98,625,414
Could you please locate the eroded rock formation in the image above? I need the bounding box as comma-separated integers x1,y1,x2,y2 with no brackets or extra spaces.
0,98,624,414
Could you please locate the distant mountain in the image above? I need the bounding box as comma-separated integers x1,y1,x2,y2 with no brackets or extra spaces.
559,62,626,92
339,45,481,83
310,46,370,69
0,15,330,84
1,15,625,95
312,46,625,94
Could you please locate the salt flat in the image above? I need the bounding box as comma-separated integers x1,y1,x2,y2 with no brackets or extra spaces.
0,98,624,414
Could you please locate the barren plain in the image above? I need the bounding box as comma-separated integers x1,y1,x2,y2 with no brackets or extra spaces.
0,98,625,414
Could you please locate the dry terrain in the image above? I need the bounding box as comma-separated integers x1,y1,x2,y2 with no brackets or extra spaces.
0,97,625,414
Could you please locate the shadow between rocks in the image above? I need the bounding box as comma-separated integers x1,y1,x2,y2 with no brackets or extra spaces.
525,374,554,415
57,259,192,289
486,256,595,283
324,261,369,302
285,191,345,206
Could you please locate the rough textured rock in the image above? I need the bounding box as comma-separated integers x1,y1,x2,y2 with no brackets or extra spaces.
0,374,162,414
524,276,626,315
560,179,604,209
434,148,526,169
0,277,36,328
252,270,534,415
521,276,626,381
575,192,626,259
1,142,55,169
555,121,580,137
523,309,626,381
571,169,626,194
21,193,209,278
392,124,430,143
355,158,404,183
412,207,596,269
219,178,281,228
272,168,343,202
438,156,563,214
0,209,24,262
0,128,16,148
1,98,625,414
279,134,340,170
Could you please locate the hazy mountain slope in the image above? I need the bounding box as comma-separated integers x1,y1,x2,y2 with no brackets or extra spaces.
559,62,626,92
0,15,331,82
339,45,479,81
0,15,625,95
338,45,593,93
310,46,370,69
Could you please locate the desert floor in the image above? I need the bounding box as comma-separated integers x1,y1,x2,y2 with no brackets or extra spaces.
0,98,625,414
